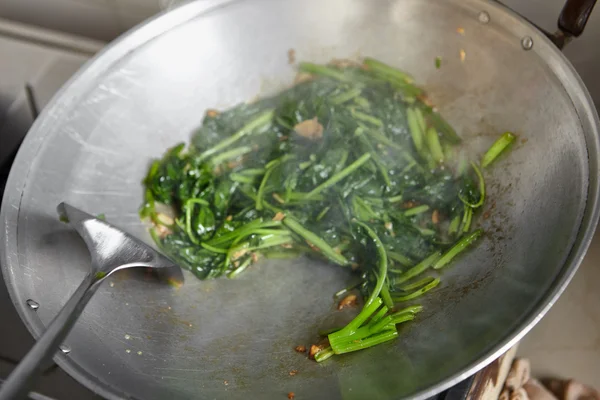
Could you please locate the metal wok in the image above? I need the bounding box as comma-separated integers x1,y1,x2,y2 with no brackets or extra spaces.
1,0,599,399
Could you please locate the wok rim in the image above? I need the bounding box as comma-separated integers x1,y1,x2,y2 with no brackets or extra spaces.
2,0,599,399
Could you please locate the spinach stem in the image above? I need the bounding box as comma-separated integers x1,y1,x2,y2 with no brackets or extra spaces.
404,204,430,217
460,162,485,208
395,251,441,285
282,216,349,266
392,278,440,301
298,62,350,81
306,153,371,198
407,108,424,152
196,109,274,162
482,132,516,167
433,229,483,269
185,198,210,245
314,346,336,362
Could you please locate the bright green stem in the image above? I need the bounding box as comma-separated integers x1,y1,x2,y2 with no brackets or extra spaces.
387,195,403,203
332,329,398,355
207,219,280,246
314,347,336,362
184,198,210,245
363,57,414,83
351,109,383,127
282,216,349,266
395,251,441,285
355,128,391,188
256,163,278,211
424,108,462,144
448,215,461,235
398,276,436,292
433,229,483,269
426,127,444,163
407,108,424,152
298,62,350,81
460,162,485,208
482,132,516,167
316,206,331,221
380,285,394,309
227,257,253,279
306,153,371,198
331,87,362,105
209,145,252,166
367,306,389,327
201,242,229,254
329,297,383,344
196,109,274,162
352,220,388,307
393,278,440,301
462,206,473,233
404,204,430,217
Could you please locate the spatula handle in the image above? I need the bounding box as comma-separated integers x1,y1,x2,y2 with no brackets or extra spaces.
0,273,97,400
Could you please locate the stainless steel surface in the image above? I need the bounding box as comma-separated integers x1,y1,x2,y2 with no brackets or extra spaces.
0,203,181,400
1,0,599,399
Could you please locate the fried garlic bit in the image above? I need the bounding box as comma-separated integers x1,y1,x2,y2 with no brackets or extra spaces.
459,49,466,62
272,212,286,221
206,109,219,118
337,294,358,310
308,344,325,359
288,49,296,64
294,118,323,140
432,210,440,224
294,345,306,353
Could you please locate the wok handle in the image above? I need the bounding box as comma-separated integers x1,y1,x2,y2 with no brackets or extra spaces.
0,273,98,400
549,0,597,48
558,0,597,38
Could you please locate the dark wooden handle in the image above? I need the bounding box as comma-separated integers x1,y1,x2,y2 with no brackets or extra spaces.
558,0,597,37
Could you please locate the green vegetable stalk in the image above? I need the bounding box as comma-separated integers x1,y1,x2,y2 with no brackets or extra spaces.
141,58,514,363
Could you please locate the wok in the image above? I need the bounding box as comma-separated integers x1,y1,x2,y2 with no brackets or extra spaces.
1,0,599,399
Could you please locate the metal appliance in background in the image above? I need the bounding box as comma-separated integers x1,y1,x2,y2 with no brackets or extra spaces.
1,0,599,399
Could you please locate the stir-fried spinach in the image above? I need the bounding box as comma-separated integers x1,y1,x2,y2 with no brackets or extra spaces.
141,58,514,360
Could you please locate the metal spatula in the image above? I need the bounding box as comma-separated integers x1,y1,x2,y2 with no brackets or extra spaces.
0,202,183,400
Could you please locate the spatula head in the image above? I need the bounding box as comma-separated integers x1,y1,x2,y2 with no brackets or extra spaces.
57,202,184,286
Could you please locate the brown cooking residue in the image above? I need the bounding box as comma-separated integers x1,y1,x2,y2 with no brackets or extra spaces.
483,211,491,220
337,294,358,310
294,118,323,140
289,370,298,376
288,49,296,64
288,392,295,400
294,345,307,353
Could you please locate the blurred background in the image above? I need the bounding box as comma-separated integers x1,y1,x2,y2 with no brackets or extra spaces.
0,0,598,398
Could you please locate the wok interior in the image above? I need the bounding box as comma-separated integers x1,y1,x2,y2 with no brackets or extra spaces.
7,0,590,398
